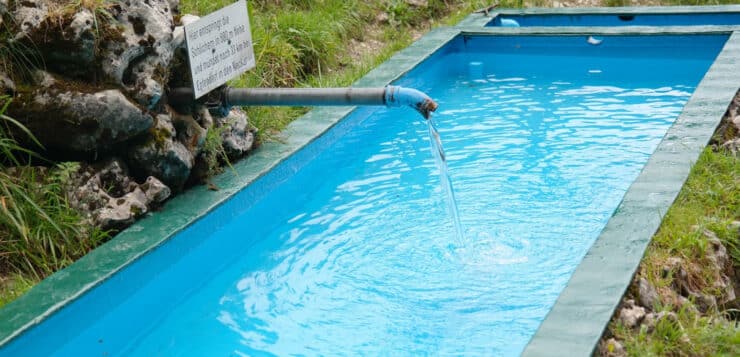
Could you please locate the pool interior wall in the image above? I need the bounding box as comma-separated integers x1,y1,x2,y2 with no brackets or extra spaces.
1,33,729,356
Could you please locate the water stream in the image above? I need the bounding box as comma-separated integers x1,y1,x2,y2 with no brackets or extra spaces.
426,116,466,247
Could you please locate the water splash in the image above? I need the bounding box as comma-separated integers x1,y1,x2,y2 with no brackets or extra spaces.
426,116,466,247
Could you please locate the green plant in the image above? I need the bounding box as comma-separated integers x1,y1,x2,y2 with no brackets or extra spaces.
0,97,108,278
0,273,36,309
201,124,231,178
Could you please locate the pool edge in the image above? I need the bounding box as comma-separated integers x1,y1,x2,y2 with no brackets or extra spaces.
0,27,461,348
522,31,740,356
458,4,740,28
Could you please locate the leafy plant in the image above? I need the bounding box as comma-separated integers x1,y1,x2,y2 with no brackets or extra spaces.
0,97,108,278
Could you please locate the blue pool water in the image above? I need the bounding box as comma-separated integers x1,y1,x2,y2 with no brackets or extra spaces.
2,35,728,356
488,13,740,27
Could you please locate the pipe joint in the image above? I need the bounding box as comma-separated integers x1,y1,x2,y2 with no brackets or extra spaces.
383,86,439,119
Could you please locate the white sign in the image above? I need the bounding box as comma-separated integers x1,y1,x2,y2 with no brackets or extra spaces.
185,0,255,99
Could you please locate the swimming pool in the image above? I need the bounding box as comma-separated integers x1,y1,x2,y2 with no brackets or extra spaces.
0,32,732,356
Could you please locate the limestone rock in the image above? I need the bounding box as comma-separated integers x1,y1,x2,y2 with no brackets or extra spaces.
96,189,149,230
173,110,207,154
173,14,200,48
10,0,49,34
732,115,740,132
31,70,55,88
128,114,194,190
215,108,256,160
702,230,736,305
637,277,659,310
599,338,626,357
690,292,717,312
101,0,177,108
7,4,97,77
618,299,646,328
10,85,153,154
703,230,729,271
406,0,428,7
375,12,390,24
67,159,171,230
141,176,171,204
662,257,691,296
722,138,740,154
0,71,14,95
642,311,678,333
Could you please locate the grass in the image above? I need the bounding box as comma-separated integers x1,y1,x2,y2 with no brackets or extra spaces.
0,0,505,307
0,96,109,307
0,3,738,354
181,0,505,137
606,145,740,355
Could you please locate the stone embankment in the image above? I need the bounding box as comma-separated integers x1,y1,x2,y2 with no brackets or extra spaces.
1,0,255,230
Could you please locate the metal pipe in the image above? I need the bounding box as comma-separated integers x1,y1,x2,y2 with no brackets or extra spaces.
168,86,438,119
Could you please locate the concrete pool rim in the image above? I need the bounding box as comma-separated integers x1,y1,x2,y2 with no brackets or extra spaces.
458,4,740,28
1,15,739,357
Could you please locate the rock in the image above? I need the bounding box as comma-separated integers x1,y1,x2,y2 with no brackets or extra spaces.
10,0,49,34
172,14,199,48
702,230,736,305
642,311,678,333
96,189,149,230
0,71,14,95
732,115,740,132
637,277,659,310
66,9,97,62
67,159,171,230
703,230,729,271
101,0,177,108
599,338,626,357
172,110,207,154
7,4,97,78
618,299,646,328
675,295,700,315
141,176,171,204
32,70,55,88
10,86,153,154
215,108,256,160
193,106,213,130
128,114,194,190
180,14,201,26
721,138,740,154
406,0,428,7
689,291,717,312
375,12,390,24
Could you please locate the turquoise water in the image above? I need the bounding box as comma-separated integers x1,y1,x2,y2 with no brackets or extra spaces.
1,35,727,356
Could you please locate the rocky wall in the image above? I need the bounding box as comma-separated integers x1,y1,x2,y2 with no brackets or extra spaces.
1,0,256,231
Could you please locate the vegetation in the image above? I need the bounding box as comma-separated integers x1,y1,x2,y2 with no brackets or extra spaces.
0,96,108,306
605,146,740,356
0,5,737,357
181,0,505,137
0,0,504,307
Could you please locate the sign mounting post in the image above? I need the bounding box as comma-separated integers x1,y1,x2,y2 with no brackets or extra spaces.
184,0,255,99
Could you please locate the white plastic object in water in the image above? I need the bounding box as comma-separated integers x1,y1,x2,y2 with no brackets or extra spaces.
587,36,603,45
500,18,520,27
